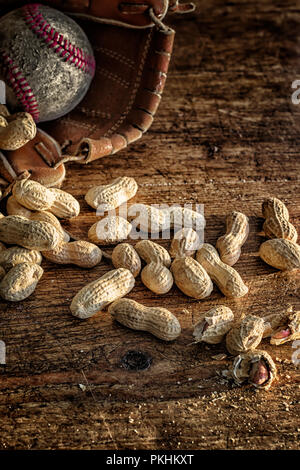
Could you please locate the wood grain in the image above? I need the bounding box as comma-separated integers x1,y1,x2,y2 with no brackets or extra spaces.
0,0,300,450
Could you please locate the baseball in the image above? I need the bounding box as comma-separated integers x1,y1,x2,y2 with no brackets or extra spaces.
0,3,95,122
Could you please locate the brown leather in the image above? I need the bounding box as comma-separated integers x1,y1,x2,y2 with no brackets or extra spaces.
0,0,179,27
42,22,175,164
3,129,66,187
42,0,169,28
0,0,195,186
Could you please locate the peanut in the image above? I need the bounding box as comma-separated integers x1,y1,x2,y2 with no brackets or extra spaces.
0,246,42,270
85,176,138,210
112,243,141,277
7,196,70,242
29,212,70,243
0,241,6,252
169,228,201,258
88,216,132,245
259,238,300,271
43,241,102,268
216,211,249,266
48,188,80,219
70,268,135,319
166,206,205,230
226,315,265,355
13,179,55,211
128,204,205,233
12,180,80,219
0,112,36,151
171,257,213,299
7,195,33,218
0,262,43,301
0,116,7,128
0,105,10,116
170,229,212,299
262,197,298,242
196,243,248,298
141,263,174,295
128,204,166,233
135,240,173,294
0,266,5,280
135,240,171,267
0,215,62,251
108,298,181,341
249,358,270,386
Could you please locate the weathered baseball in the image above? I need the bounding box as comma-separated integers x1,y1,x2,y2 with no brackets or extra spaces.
0,3,95,122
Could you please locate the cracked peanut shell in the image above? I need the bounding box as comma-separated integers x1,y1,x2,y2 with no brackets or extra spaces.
269,310,300,346
193,306,235,344
231,349,277,390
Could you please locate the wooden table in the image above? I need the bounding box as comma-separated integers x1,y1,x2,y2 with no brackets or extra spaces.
0,0,299,450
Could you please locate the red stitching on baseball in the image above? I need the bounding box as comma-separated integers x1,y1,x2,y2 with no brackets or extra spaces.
0,51,40,121
23,4,95,76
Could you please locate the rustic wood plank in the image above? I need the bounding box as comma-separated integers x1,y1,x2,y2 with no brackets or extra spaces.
0,0,299,450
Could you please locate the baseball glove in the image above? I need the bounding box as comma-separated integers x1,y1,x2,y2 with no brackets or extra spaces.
0,1,195,189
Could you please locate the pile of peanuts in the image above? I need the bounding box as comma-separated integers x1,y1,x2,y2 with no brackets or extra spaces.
0,175,299,391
